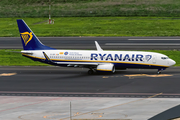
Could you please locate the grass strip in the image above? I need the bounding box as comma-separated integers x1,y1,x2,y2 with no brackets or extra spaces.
0,49,47,66
1,0,180,17
1,17,180,37
1,49,179,66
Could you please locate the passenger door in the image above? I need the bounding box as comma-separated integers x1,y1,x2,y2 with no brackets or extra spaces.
153,55,156,64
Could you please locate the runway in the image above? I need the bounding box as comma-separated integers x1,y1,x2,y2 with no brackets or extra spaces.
1,37,180,50
0,66,180,98
1,36,180,120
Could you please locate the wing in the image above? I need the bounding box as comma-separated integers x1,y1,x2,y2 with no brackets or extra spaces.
43,52,98,67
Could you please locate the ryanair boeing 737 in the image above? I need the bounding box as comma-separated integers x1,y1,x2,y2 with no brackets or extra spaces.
17,19,176,74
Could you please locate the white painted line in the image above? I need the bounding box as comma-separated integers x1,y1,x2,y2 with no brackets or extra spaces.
105,43,180,45
128,39,180,40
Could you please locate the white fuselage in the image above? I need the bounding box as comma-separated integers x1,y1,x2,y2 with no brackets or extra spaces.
22,50,176,69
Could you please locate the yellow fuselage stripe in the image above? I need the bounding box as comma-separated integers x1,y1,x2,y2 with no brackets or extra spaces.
97,69,112,71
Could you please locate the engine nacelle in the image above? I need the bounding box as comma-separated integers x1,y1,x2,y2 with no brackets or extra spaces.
97,64,115,73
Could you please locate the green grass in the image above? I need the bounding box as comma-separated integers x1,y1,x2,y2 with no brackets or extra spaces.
1,0,180,17
0,49,47,66
0,49,180,66
1,17,180,37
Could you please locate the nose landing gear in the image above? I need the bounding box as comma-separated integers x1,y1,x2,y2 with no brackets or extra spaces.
157,68,166,74
157,70,161,74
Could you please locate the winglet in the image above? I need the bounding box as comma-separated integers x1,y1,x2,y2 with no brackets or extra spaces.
95,41,103,51
43,52,52,62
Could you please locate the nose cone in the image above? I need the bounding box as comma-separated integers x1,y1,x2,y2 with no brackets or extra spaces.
169,59,176,66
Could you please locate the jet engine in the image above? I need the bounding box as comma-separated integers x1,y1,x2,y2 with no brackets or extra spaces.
96,63,115,73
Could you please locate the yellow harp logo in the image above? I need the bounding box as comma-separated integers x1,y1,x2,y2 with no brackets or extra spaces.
20,32,33,46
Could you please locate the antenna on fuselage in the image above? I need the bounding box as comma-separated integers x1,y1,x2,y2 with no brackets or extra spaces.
95,41,103,51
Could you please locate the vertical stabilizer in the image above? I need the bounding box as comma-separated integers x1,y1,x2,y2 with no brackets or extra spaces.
17,19,55,50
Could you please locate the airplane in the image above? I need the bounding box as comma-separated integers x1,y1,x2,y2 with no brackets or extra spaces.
17,19,176,75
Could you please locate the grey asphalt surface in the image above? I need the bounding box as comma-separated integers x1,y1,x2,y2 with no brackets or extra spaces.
1,37,180,120
0,66,180,98
1,96,180,120
1,37,180,50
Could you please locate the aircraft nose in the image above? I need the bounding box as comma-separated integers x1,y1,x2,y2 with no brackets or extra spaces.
169,59,176,66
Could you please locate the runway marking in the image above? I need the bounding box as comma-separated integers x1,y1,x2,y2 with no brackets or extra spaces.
102,74,172,79
58,93,162,120
43,113,69,120
1,91,178,96
0,73,16,76
98,115,103,118
147,74,173,77
124,74,173,79
74,112,80,116
103,76,109,78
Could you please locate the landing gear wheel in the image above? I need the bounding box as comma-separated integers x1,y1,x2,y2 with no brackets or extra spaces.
88,69,94,75
157,71,161,74
112,66,115,74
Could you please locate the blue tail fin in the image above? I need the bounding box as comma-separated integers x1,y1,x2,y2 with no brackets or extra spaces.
17,19,55,50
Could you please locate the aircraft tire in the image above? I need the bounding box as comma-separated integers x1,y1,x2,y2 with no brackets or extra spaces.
112,66,115,73
157,71,161,74
88,70,94,75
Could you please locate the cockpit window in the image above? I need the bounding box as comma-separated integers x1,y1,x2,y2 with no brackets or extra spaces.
161,57,169,60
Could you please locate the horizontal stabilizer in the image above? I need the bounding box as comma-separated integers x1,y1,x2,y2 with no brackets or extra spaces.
21,51,33,55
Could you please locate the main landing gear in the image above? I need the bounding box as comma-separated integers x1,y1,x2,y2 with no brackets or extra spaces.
88,69,94,75
88,68,97,75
